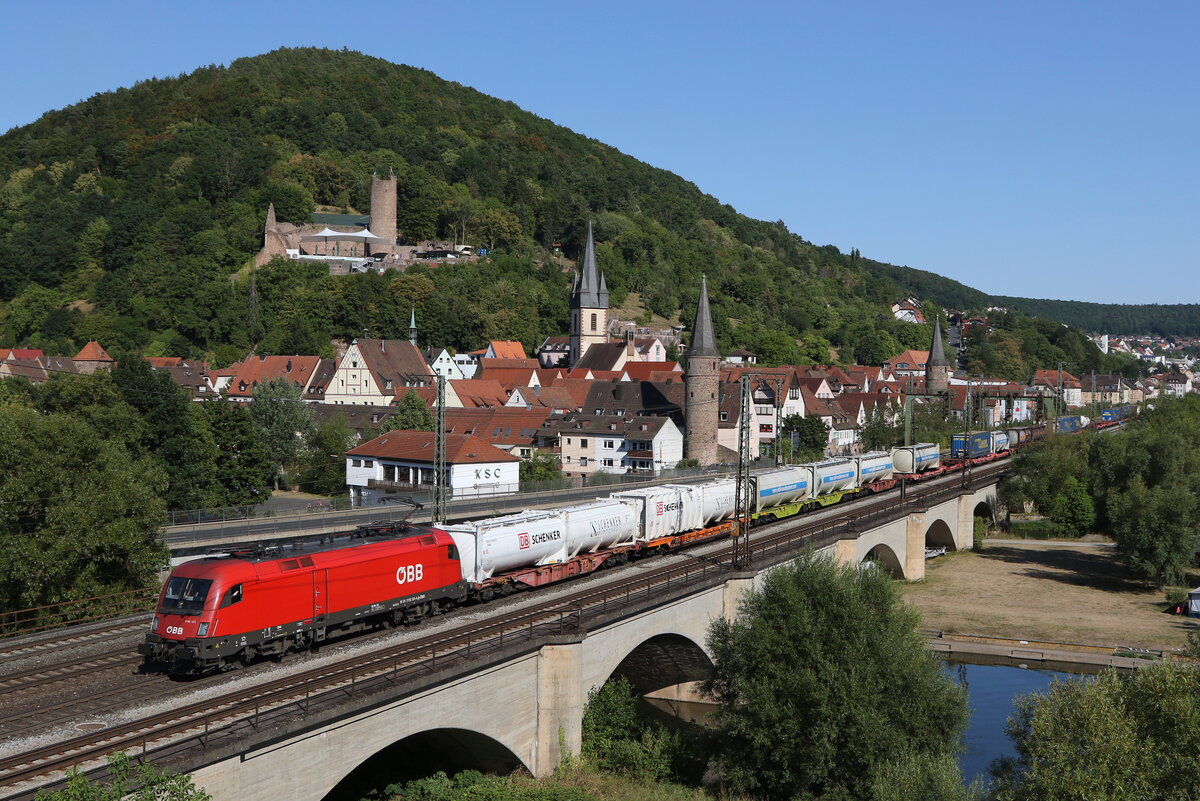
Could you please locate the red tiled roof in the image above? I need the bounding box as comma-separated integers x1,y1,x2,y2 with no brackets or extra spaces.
544,378,597,408
622,361,681,380
450,379,510,408
478,357,540,371
885,350,930,370
74,341,113,362
8,348,44,361
488,340,528,360
348,432,519,464
146,356,188,368
476,367,537,389
444,408,552,446
226,355,322,398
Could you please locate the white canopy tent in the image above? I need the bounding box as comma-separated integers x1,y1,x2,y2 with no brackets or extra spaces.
300,227,390,257
300,227,390,244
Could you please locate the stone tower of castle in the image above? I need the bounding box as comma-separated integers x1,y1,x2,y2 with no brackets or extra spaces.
370,170,398,253
255,202,290,266
685,275,721,465
569,222,609,366
926,315,950,395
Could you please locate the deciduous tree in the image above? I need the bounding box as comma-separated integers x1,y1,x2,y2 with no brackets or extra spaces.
781,413,829,462
703,551,968,801
196,398,273,507
248,377,313,488
991,665,1200,801
297,413,357,496
379,389,435,433
0,405,167,611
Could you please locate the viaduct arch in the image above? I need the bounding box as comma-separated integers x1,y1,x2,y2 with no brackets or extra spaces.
324,728,524,801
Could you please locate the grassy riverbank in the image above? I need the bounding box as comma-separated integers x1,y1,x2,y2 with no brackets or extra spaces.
902,539,1200,651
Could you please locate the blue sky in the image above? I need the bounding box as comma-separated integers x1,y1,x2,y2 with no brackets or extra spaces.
1,1,1195,304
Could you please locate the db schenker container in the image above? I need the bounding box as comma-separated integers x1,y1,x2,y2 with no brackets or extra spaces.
811,458,857,496
951,431,1009,459
752,466,813,512
851,451,894,485
891,443,941,473
443,509,571,584
610,486,703,542
693,479,737,526
561,501,640,557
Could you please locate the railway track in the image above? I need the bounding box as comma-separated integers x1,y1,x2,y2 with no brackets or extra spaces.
0,617,150,662
0,649,141,694
0,463,1006,793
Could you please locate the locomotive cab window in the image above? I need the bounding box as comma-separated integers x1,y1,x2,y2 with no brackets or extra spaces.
219,584,243,608
161,577,213,615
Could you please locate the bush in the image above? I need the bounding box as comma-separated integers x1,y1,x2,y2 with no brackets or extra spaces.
1006,519,1065,539
1165,587,1187,605
580,676,701,785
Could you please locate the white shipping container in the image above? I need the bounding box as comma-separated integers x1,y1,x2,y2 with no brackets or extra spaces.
611,486,698,541
444,509,568,584
891,443,941,473
811,459,856,495
562,501,638,555
753,467,813,512
853,451,894,484
696,479,737,525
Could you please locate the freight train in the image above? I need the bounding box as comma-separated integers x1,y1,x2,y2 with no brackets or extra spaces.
141,407,1134,674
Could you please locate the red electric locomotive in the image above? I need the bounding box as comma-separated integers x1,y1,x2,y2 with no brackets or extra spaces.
139,529,466,674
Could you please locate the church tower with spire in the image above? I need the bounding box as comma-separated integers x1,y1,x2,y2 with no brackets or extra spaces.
685,276,721,465
925,315,950,395
569,222,610,366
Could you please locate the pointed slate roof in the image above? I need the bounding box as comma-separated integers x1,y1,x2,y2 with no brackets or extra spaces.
688,275,720,359
928,317,947,367
571,221,608,310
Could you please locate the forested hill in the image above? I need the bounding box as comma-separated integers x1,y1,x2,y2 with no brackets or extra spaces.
865,261,1200,337
0,47,1168,371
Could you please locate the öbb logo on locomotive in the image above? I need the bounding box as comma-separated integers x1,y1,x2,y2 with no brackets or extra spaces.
395,563,424,585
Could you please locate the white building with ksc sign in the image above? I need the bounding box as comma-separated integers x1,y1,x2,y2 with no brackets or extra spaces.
345,430,521,505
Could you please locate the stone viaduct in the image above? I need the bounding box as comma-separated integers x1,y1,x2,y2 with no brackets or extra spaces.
182,480,998,801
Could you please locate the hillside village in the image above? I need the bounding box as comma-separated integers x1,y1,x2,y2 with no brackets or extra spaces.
1,222,1191,508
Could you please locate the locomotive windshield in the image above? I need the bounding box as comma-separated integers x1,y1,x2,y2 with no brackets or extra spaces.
161,577,213,615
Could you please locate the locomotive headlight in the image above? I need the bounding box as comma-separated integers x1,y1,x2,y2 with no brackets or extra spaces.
152,617,160,632
197,622,210,636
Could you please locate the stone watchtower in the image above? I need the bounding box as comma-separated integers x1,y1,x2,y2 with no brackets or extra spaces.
925,316,950,395
370,170,398,253
685,276,721,465
569,222,610,366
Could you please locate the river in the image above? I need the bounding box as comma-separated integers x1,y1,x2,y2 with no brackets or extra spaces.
948,655,1103,785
